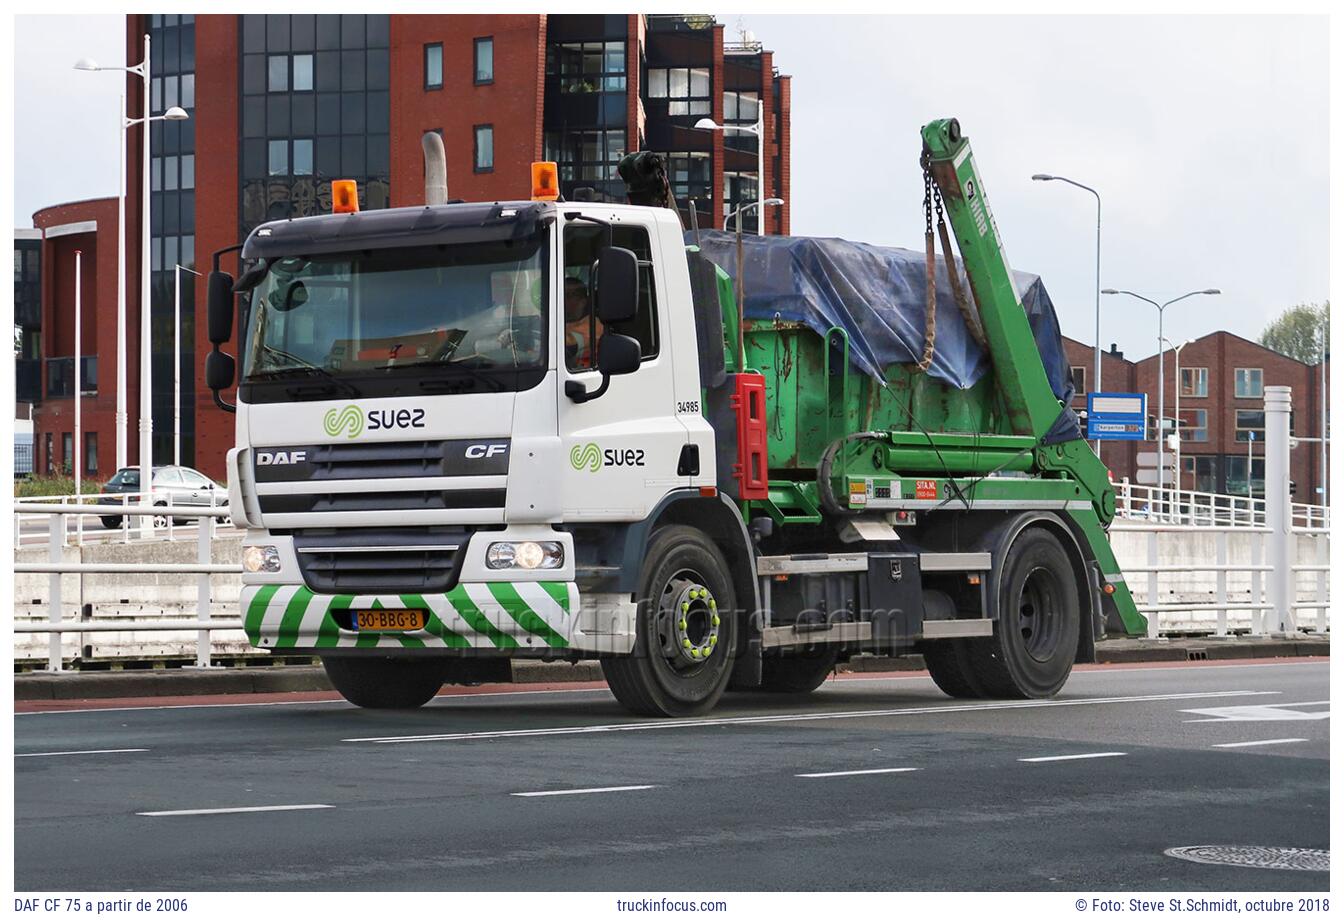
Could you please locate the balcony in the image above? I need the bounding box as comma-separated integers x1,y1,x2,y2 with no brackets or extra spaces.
44,356,97,398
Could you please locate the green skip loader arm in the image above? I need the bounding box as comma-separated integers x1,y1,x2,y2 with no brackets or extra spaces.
921,117,1146,636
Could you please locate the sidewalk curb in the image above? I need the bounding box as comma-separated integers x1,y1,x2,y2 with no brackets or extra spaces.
13,638,1327,701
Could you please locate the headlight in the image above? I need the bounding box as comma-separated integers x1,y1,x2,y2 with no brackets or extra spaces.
486,540,564,570
242,544,282,573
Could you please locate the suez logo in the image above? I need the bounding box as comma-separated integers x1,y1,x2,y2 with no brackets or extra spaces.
322,404,425,439
569,442,645,472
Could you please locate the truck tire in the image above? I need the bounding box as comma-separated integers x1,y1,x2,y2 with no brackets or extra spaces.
321,656,447,709
602,525,738,717
759,648,839,694
929,527,1080,700
100,516,122,530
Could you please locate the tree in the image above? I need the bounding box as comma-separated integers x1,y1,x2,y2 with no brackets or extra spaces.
1259,301,1330,363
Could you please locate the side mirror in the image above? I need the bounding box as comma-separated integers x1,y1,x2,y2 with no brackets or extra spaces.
595,246,639,324
207,271,235,345
205,351,236,392
597,333,640,376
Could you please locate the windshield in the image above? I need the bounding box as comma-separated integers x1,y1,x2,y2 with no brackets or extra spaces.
242,235,547,389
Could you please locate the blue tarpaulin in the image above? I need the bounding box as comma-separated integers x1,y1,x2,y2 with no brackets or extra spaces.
688,230,1075,409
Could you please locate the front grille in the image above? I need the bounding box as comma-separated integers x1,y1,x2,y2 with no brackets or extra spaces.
254,438,510,483
259,489,506,515
293,527,471,594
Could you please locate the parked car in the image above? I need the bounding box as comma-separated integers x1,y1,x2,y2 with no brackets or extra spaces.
98,465,227,528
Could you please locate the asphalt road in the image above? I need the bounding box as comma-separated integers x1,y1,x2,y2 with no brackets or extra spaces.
13,659,1329,891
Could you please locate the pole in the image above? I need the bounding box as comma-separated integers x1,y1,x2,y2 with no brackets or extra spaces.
735,206,745,369
174,264,182,466
1263,386,1293,633
74,250,82,501
1092,194,1101,454
139,32,153,535
755,116,764,236
1321,321,1328,506
116,92,128,470
1156,306,1165,506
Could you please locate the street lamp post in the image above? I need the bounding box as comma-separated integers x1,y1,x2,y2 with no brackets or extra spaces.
1103,288,1220,513
1162,336,1193,521
76,38,190,530
173,264,203,466
723,198,784,232
694,116,766,236
1031,173,1101,454
719,198,784,370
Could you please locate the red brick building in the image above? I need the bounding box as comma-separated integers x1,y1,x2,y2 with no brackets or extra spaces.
1063,333,1329,502
94,13,792,479
27,197,128,480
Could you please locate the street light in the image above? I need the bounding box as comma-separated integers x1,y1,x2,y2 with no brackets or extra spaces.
174,264,203,466
1103,288,1219,509
1032,173,1102,455
76,36,191,531
695,116,766,236
1161,336,1195,521
723,198,784,231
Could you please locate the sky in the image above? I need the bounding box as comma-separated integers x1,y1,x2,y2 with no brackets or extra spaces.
12,13,1331,361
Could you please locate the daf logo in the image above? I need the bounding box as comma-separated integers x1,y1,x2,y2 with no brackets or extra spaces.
256,450,307,466
464,443,507,459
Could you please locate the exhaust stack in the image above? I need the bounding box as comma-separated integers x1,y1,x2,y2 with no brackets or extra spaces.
422,131,447,206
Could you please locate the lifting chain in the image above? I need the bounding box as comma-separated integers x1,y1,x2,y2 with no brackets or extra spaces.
919,150,989,375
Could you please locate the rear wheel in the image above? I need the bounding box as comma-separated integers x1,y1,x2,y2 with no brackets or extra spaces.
99,516,122,530
602,526,738,717
926,528,1080,700
321,656,447,709
759,648,839,694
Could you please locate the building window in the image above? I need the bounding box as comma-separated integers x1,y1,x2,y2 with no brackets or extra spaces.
723,90,759,125
45,432,54,474
1181,366,1208,398
474,37,494,84
1225,456,1265,497
85,432,98,476
293,138,314,175
424,43,443,89
544,129,625,183
1234,367,1263,399
647,66,709,115
1235,409,1265,442
62,432,73,475
293,53,314,92
474,125,494,172
268,139,289,176
268,54,289,92
1179,408,1208,442
1181,455,1218,493
549,41,626,94
1069,366,1086,394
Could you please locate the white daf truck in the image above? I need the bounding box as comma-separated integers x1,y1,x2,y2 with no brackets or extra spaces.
203,127,1143,716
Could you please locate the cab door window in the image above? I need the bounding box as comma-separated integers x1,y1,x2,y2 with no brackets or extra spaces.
562,223,658,371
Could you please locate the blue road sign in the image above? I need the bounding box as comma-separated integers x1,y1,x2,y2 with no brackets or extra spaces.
1086,392,1148,441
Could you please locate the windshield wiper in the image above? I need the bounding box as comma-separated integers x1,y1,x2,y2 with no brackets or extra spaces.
250,346,362,397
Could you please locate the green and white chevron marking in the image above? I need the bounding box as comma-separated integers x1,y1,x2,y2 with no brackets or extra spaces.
239,582,579,651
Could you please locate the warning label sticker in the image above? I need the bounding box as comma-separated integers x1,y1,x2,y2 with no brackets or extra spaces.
915,479,938,500
849,481,868,506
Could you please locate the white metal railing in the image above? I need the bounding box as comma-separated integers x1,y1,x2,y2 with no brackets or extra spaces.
13,489,238,548
1115,479,1330,531
12,502,242,672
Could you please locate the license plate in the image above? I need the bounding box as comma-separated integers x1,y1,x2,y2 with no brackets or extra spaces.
351,609,428,632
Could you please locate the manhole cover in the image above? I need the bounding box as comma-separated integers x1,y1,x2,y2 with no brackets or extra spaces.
1165,846,1329,872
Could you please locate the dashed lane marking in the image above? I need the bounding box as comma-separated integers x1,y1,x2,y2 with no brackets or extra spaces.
344,690,1278,745
1212,737,1310,748
796,767,921,778
137,804,334,817
511,785,658,798
1018,752,1128,763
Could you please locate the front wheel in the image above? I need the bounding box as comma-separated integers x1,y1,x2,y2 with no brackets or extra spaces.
321,656,447,709
602,525,738,717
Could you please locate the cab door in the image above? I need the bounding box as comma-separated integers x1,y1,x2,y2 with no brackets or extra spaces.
556,216,688,522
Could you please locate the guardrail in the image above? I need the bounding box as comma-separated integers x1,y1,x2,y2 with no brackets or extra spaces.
14,490,236,548
1110,520,1329,638
12,502,242,672
1115,479,1329,531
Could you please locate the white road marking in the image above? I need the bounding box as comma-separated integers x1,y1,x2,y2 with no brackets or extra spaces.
1019,752,1128,763
1182,700,1330,723
796,767,921,778
344,690,1278,745
511,785,658,798
138,804,334,817
1212,737,1311,748
15,748,149,758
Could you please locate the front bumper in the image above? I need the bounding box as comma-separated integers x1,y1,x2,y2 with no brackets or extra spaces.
239,582,634,655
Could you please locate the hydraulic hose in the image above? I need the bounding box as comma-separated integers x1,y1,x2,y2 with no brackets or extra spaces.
816,431,890,516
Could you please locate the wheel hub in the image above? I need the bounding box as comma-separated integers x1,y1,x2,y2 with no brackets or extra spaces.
657,577,720,667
